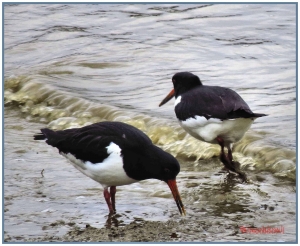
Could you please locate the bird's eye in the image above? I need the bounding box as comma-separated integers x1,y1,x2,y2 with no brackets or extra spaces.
164,168,170,173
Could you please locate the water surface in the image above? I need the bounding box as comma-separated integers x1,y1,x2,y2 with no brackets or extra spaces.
4,3,296,242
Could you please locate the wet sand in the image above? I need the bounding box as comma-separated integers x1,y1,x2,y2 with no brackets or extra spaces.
6,211,288,242
18,219,182,242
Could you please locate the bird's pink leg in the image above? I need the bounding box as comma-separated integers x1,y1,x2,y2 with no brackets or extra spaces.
216,137,235,172
227,144,233,161
110,186,117,212
216,137,230,165
216,137,247,182
103,188,114,214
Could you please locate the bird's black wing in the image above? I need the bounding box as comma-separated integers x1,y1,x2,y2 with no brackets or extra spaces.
175,85,265,121
34,121,153,164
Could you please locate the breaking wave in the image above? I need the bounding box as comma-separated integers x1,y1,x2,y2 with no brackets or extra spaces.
4,76,296,182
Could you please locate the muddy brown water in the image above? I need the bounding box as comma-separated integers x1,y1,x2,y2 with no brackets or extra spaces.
4,3,296,243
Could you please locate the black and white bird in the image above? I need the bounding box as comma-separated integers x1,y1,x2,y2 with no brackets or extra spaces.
34,121,185,215
159,72,267,181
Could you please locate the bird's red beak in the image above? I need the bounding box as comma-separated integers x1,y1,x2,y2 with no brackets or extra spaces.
159,89,175,107
167,179,186,216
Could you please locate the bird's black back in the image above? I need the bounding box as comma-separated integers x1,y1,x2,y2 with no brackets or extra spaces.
172,72,266,121
34,121,180,181
175,85,266,121
34,121,152,164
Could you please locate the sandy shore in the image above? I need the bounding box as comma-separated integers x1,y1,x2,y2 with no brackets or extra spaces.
8,216,238,242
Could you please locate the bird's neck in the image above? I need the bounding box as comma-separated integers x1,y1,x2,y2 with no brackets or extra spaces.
122,146,161,181
123,144,178,182
175,84,201,97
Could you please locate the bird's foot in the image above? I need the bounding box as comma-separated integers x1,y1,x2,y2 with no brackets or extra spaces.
108,209,116,215
217,137,247,183
105,212,120,228
231,161,247,183
220,155,247,183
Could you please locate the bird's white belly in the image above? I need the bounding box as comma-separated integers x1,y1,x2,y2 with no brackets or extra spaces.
179,116,254,144
61,142,137,188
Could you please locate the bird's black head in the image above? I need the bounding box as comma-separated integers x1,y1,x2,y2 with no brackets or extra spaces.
122,144,185,215
143,145,185,215
159,72,202,107
172,72,202,97
123,144,180,182
153,148,180,182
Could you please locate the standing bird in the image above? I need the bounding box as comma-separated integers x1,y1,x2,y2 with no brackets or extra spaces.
34,121,185,215
159,72,267,181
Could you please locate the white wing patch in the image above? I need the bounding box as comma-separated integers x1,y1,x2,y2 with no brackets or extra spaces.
181,116,221,128
174,96,182,107
106,142,121,155
61,142,137,188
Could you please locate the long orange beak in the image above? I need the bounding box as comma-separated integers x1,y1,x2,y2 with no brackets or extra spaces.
159,89,175,107
167,179,186,216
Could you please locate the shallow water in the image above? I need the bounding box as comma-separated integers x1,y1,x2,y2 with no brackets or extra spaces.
4,3,296,242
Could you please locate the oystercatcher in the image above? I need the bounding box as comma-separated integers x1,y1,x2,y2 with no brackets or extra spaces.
159,72,267,181
34,121,185,215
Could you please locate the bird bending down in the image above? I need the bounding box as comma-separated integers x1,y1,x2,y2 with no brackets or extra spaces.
159,72,267,182
34,121,185,215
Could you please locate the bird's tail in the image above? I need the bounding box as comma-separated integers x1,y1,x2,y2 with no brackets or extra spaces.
33,132,46,140
252,113,267,118
33,128,55,141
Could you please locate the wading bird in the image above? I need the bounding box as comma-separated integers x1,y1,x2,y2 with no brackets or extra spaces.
34,121,185,215
159,72,266,181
